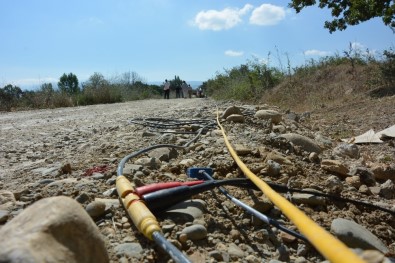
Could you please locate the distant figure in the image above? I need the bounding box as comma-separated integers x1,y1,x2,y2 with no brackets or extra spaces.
197,87,202,98
164,79,170,99
188,84,193,98
175,82,181,98
181,81,188,99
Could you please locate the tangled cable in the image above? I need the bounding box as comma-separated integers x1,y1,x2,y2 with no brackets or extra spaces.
115,114,393,262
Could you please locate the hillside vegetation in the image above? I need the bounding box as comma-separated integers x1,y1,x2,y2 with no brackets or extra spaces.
203,46,395,112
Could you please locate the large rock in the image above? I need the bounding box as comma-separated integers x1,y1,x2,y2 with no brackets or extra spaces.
221,106,242,119
280,133,322,154
254,110,282,124
0,196,109,263
330,218,389,254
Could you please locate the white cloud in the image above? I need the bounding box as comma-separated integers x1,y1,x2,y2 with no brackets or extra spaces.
304,49,332,56
193,4,253,31
225,50,244,57
249,4,286,26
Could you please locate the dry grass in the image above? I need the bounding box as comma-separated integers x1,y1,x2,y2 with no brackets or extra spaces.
261,63,383,112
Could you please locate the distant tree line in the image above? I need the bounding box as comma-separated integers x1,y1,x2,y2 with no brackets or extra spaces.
0,71,163,111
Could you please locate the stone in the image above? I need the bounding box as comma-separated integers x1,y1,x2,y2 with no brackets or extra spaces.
331,218,389,254
221,106,242,119
254,110,282,124
85,200,106,218
61,163,72,174
163,199,206,223
308,152,320,163
135,157,161,170
279,231,297,243
0,196,109,263
345,176,362,189
321,159,349,177
114,243,143,259
226,114,245,123
349,167,376,186
280,133,321,153
266,152,293,165
149,147,178,162
234,144,252,156
292,193,326,206
267,160,282,176
325,175,344,194
180,224,207,240
333,143,360,159
371,164,395,180
179,159,195,166
379,180,394,199
227,243,245,258
94,198,120,210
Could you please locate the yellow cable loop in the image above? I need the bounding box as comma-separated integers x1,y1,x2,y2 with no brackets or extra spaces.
216,112,366,263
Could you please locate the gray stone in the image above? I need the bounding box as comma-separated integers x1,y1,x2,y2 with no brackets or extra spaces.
292,193,326,206
122,164,143,175
114,243,143,259
228,243,245,258
164,199,206,223
267,160,281,176
221,106,242,119
75,192,90,204
94,198,120,210
149,147,178,162
333,143,359,159
280,133,321,153
325,175,344,194
135,157,161,170
226,114,245,123
254,110,282,124
379,180,394,199
331,218,389,254
181,224,207,240
36,179,55,185
85,200,106,218
349,167,376,186
0,196,109,263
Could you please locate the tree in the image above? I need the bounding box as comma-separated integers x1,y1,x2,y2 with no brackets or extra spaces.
58,73,79,95
288,0,395,33
84,72,108,90
0,84,23,111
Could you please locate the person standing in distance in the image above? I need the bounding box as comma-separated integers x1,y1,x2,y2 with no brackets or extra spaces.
164,79,170,99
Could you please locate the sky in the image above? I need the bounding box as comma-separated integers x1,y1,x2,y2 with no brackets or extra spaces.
1,0,394,90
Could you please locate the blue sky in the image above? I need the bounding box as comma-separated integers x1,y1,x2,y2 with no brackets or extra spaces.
1,0,394,90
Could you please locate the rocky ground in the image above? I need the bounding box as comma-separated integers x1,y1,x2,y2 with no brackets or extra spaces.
0,97,394,263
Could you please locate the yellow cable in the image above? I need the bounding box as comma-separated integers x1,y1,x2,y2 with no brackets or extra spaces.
216,113,366,263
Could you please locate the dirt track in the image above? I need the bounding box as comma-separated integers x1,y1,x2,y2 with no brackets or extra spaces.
0,97,394,262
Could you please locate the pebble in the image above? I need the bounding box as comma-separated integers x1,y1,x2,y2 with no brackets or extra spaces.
180,224,207,241
221,106,242,119
227,243,245,258
85,200,106,218
321,159,349,177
